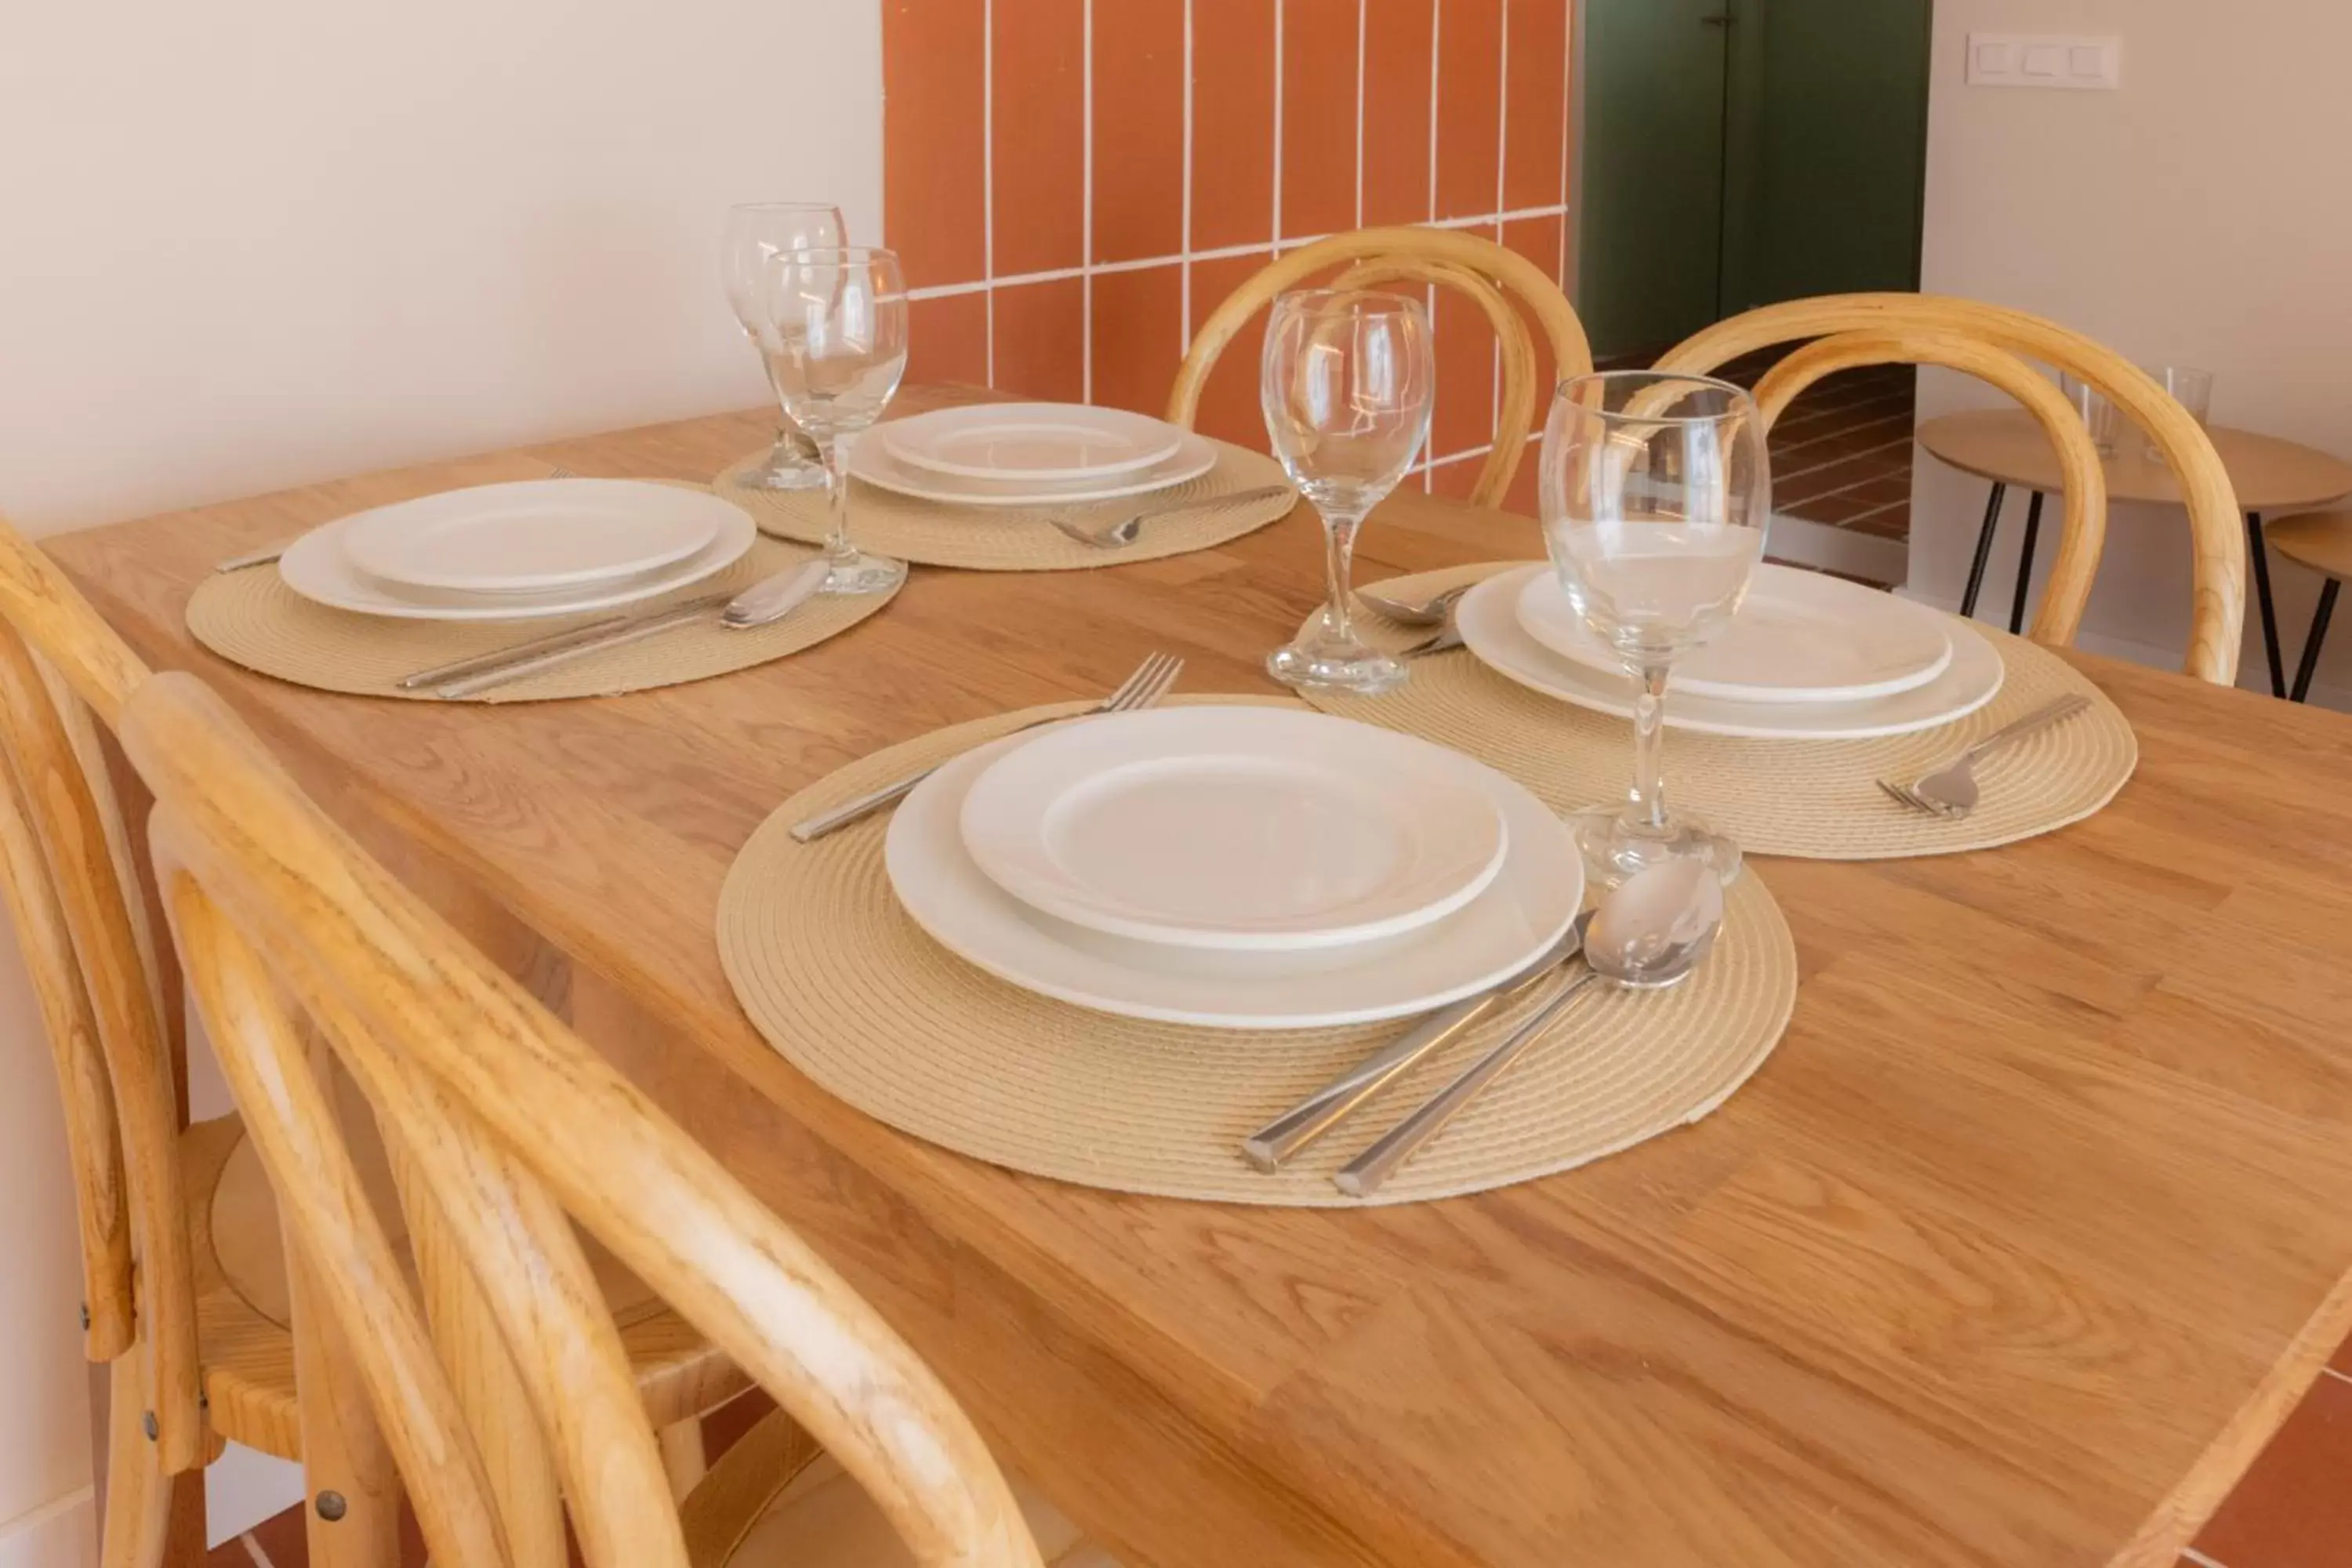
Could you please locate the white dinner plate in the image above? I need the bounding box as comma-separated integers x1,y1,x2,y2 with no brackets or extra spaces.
849,427,1219,507
1516,562,1954,705
880,402,1185,484
278,503,754,622
1458,564,2004,740
340,480,733,595
957,706,1508,952
887,728,1583,1029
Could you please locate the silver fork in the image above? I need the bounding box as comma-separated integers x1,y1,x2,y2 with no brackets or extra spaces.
788,652,1184,842
1045,484,1293,550
214,463,583,572
1878,695,2093,818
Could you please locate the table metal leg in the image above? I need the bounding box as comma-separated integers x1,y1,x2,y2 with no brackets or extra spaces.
1961,482,2006,620
2247,511,2285,697
2009,491,2045,635
2290,577,2339,703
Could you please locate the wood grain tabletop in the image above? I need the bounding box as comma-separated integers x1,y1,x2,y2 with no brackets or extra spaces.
1918,407,2352,514
46,390,2352,1566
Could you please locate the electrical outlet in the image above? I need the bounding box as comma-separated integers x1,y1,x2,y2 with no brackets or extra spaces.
1966,34,2121,90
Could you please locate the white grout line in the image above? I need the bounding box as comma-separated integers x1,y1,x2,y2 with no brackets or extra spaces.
1081,0,1094,403
1559,0,1573,289
1270,0,1286,252
1180,0,1195,350
1424,0,1440,492
2325,1364,2352,1388
982,0,996,384
241,1533,280,1568
1770,433,1918,488
1353,0,1367,227
1487,0,1507,448
2180,1548,2230,1568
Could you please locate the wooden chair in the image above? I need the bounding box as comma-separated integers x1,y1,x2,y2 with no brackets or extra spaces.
2259,509,2352,701
0,520,746,1566
1654,292,2246,686
121,665,1102,1566
1169,225,1595,510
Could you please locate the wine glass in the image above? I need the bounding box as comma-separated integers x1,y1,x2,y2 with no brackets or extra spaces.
720,202,844,492
1537,371,1770,887
754,246,909,596
1260,289,1435,695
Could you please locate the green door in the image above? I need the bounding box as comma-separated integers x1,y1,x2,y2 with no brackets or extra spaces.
1575,0,1735,363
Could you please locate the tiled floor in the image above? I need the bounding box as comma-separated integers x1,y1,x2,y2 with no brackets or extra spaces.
1717,347,1918,543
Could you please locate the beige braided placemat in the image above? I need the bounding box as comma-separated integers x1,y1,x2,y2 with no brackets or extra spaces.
717,695,1797,1207
715,439,1298,570
186,532,896,704
1297,562,2136,860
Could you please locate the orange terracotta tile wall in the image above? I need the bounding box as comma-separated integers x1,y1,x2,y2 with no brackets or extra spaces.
883,0,1572,511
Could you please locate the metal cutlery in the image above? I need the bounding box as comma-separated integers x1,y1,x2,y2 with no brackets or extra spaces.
1356,583,1471,626
214,463,581,572
1046,485,1294,550
1878,694,2093,818
1240,920,1590,1172
788,652,1184,843
1397,600,1465,660
430,557,830,699
1334,859,1725,1199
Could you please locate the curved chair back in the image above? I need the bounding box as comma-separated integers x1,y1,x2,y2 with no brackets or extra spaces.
0,517,201,1468
123,668,1044,1568
1170,226,1594,509
1655,292,2244,684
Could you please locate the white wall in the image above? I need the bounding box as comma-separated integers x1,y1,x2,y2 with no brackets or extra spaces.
1911,0,2352,707
0,1,884,1552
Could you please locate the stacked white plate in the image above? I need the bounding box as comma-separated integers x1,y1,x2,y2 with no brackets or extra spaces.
884,706,1586,1028
851,402,1218,507
276,479,757,621
1458,562,2005,740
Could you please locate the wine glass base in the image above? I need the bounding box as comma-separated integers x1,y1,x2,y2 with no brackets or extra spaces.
821,549,907,597
742,441,830,492
1265,640,1409,696
1570,808,1743,891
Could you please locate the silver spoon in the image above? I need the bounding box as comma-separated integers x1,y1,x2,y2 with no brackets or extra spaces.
1334,858,1726,1198
1356,583,1470,626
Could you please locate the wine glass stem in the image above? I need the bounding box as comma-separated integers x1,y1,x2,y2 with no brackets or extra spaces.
818,434,852,563
1320,510,1364,641
1630,662,1671,830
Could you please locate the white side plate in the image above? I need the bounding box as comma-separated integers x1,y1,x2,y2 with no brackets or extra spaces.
278,506,754,622
1459,564,2004,740
341,480,732,595
958,706,1508,951
880,402,1185,483
1515,561,1954,705
848,428,1219,507
887,730,1583,1029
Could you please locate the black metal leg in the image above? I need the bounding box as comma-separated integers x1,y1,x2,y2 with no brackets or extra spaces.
2246,511,2285,697
2009,491,2045,636
2291,578,2340,703
1960,482,2006,621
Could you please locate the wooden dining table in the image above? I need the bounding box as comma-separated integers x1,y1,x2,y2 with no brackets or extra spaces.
49,388,2352,1566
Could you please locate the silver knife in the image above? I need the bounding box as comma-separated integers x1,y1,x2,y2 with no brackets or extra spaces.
1240,916,1591,1172
397,595,727,689
433,559,829,699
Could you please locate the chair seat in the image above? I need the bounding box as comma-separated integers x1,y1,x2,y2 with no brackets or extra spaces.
183,1111,750,1461
2267,509,2352,581
684,1410,1120,1568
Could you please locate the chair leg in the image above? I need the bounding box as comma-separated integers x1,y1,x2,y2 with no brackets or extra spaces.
659,1417,710,1501
100,1352,172,1568
2247,511,2286,696
2009,490,2044,635
2291,578,2340,703
289,1247,405,1568
1960,482,2006,620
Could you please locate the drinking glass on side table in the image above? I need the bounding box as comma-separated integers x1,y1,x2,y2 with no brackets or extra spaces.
720,201,844,492
755,245,911,597
2143,365,2214,461
1260,288,1436,696
1537,370,1770,887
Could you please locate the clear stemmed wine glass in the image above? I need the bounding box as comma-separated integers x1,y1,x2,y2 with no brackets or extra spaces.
720,202,844,492
1260,289,1435,695
1537,370,1770,887
754,245,909,596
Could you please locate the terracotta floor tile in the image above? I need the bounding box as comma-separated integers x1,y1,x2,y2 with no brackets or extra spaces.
204,1537,260,1567
1781,489,1881,527
1842,503,1913,540
1775,442,1915,507
247,1504,307,1566
2196,1368,2352,1567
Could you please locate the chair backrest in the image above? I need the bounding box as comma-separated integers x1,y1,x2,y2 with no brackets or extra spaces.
1653,292,2245,685
0,517,203,1470
1169,225,1595,510
121,667,1044,1568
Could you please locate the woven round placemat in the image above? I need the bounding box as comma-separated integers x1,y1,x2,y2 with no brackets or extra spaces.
717,695,1797,1207
1297,562,2137,860
186,531,896,704
715,439,1298,570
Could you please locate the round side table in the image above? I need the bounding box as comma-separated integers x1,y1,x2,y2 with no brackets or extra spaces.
1916,408,2352,698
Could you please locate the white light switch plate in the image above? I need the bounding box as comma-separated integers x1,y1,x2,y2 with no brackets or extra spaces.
1966,33,2121,89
